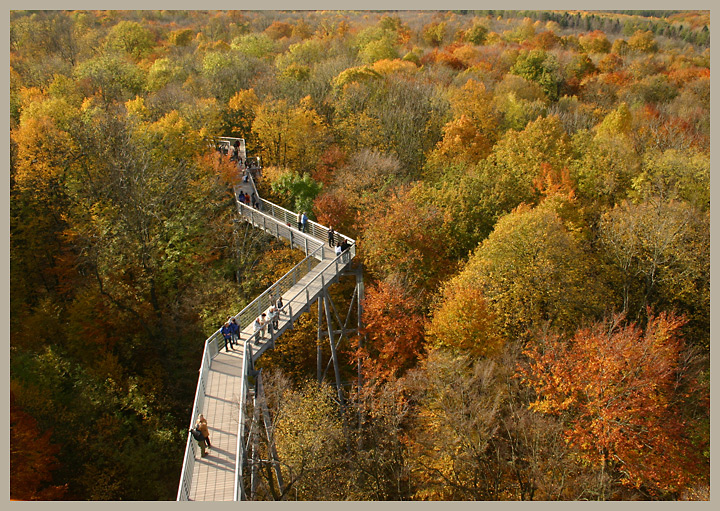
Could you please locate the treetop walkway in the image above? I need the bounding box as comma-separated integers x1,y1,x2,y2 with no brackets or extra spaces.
177,170,358,501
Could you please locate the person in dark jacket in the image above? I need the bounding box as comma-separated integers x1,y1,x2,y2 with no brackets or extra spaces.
340,239,351,263
221,321,233,351
229,316,240,346
328,226,335,247
190,426,207,457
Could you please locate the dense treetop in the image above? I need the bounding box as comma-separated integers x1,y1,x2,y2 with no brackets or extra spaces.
10,9,709,501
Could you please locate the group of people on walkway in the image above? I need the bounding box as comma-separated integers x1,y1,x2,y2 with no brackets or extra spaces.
252,295,283,344
297,211,309,233
329,226,352,261
238,190,260,209
221,316,240,352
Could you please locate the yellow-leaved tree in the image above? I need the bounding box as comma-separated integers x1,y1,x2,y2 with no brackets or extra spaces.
252,95,329,171
461,201,603,340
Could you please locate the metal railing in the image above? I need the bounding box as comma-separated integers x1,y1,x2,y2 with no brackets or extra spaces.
233,341,252,501
179,168,357,501
176,333,222,501
238,202,326,259
253,196,354,248
228,244,323,346
177,245,324,499
236,173,355,251
277,244,357,323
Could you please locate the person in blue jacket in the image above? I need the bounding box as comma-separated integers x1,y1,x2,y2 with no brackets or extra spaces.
229,316,240,346
221,320,233,351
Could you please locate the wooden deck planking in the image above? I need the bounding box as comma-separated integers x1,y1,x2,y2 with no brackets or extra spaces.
189,349,243,501
187,172,352,500
187,254,347,500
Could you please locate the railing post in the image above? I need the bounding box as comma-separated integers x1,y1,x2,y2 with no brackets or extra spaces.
304,237,308,255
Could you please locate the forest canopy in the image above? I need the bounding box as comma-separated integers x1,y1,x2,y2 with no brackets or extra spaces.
9,9,710,501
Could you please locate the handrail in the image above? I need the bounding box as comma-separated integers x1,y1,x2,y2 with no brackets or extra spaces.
238,202,325,259
177,244,325,499
229,244,323,345
278,243,356,320
240,172,355,247
180,166,358,501
233,341,251,501
177,332,221,500
255,196,355,248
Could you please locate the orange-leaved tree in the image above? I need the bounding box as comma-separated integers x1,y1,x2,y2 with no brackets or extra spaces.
357,277,426,384
10,392,67,500
361,184,457,291
519,311,704,498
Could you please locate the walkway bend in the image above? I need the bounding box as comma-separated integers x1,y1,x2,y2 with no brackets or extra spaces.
177,171,356,501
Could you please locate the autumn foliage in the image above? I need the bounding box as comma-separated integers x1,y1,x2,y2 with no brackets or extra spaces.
10,8,709,501
520,312,704,497
357,278,426,384
10,392,67,500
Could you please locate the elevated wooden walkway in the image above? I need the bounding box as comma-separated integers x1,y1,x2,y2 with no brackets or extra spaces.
178,169,355,501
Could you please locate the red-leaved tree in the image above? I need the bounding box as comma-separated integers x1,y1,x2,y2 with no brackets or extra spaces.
355,278,426,385
519,311,704,498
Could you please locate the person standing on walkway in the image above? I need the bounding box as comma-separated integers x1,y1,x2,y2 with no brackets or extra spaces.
328,226,335,247
221,320,234,351
229,316,240,346
259,312,267,337
233,139,241,162
340,239,351,263
276,296,283,319
297,211,303,231
197,414,212,451
190,426,208,457
268,305,279,331
253,315,262,342
301,212,308,233
253,313,267,342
